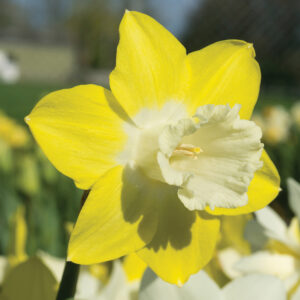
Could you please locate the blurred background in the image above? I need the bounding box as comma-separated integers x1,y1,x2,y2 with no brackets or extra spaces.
0,0,299,259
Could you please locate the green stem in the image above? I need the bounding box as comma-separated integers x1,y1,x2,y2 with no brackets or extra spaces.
56,190,90,300
56,261,80,300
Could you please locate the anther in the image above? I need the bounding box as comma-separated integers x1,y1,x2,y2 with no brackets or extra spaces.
173,144,203,159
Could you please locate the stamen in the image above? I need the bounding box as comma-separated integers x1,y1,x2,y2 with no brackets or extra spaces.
173,143,203,159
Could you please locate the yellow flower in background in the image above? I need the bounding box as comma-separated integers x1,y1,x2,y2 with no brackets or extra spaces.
0,111,30,172
0,111,29,148
8,206,28,267
25,11,280,284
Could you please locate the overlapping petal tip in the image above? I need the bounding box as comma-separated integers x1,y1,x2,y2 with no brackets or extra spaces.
67,166,159,264
110,10,188,118
123,252,147,282
205,150,280,216
25,84,127,190
186,39,261,119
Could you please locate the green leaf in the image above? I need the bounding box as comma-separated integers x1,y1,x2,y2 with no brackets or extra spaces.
1,256,57,300
0,293,9,300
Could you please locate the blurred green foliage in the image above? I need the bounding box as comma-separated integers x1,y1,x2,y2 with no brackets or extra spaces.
252,102,300,220
0,143,81,257
0,89,81,257
0,83,69,121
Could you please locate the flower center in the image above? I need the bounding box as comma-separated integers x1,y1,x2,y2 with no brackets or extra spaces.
119,102,263,211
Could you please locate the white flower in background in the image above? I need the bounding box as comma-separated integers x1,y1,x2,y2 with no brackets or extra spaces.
219,178,300,292
223,209,300,290
288,178,300,221
218,247,244,279
139,268,286,300
291,102,300,128
252,106,291,145
251,114,265,133
76,269,103,300
0,50,20,84
42,255,138,300
38,251,65,282
96,260,139,300
75,254,144,300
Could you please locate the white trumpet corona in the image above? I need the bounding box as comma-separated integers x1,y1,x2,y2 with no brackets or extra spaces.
119,102,263,211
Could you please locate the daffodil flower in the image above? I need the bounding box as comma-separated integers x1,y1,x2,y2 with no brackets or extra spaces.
230,207,300,291
25,11,280,284
224,179,300,293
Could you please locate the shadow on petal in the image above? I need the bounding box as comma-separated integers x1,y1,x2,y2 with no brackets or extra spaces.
121,166,194,250
104,89,135,126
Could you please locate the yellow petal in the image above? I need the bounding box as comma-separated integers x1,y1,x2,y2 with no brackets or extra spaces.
110,11,188,118
123,253,147,282
186,40,261,119
25,85,126,189
206,150,280,216
68,166,159,264
137,192,220,285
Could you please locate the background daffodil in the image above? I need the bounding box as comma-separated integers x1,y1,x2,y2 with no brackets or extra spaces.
226,179,300,293
25,11,280,284
139,268,286,300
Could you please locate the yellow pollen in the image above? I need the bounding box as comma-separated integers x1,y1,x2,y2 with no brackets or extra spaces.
173,143,203,159
177,279,183,287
